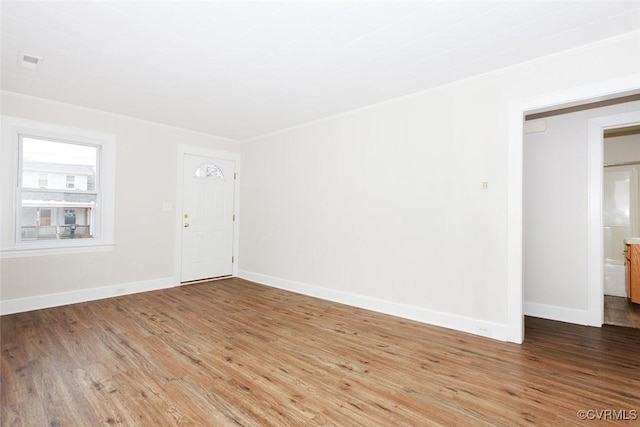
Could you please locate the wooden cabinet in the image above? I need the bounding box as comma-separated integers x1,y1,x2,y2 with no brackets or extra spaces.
625,244,640,304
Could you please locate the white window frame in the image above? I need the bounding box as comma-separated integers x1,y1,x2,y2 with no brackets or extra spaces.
1,116,116,258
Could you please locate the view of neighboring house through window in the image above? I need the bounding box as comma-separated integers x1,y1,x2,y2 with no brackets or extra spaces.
20,137,98,241
38,173,48,188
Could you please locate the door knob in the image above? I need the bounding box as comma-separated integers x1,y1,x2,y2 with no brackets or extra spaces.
184,222,190,228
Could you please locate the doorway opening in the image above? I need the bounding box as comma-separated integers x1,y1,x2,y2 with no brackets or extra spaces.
522,101,640,331
508,78,640,344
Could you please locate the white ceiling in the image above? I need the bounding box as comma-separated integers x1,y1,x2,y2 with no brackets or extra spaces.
2,1,639,141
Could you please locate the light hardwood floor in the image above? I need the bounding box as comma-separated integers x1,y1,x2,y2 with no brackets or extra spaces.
2,278,639,426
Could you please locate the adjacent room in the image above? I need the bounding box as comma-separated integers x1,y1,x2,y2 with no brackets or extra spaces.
1,1,640,425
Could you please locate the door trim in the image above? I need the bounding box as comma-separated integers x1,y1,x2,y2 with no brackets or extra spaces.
174,145,241,284
507,73,640,344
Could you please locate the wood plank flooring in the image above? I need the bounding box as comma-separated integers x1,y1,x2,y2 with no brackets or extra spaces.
604,295,640,328
2,278,639,426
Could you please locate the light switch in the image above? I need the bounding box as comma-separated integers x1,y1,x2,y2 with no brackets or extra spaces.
482,182,489,191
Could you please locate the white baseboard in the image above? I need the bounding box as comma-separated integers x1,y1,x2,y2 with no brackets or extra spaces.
605,289,627,298
0,277,177,315
523,301,595,326
238,270,509,341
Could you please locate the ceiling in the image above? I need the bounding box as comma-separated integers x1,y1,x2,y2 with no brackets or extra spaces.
2,1,639,141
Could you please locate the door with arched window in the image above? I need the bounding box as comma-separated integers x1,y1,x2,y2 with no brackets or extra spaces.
180,154,235,282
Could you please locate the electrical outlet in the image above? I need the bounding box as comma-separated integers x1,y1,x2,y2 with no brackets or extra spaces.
477,325,491,336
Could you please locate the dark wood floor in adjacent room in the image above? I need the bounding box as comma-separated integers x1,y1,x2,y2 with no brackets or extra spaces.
2,278,639,426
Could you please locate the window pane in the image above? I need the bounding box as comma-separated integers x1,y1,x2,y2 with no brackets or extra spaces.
21,191,96,239
195,163,224,179
21,205,94,240
22,138,97,191
19,137,98,242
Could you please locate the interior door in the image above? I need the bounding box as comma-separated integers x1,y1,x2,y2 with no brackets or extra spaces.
181,154,235,282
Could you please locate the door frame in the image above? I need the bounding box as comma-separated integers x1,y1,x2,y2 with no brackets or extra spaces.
174,145,241,284
507,74,640,343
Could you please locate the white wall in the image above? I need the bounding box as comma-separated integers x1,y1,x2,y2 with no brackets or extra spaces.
239,32,640,340
524,101,640,320
0,92,240,310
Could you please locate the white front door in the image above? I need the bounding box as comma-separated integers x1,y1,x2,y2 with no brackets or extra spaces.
181,154,235,282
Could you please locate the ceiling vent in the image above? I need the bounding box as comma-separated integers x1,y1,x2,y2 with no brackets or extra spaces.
18,52,43,70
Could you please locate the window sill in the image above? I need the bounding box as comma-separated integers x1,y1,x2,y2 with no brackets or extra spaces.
0,241,115,259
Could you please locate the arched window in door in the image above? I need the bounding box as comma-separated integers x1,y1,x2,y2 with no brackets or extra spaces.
194,164,224,180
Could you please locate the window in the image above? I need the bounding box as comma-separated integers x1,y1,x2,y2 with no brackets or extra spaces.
195,163,224,179
38,173,48,188
1,117,116,257
20,137,97,241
